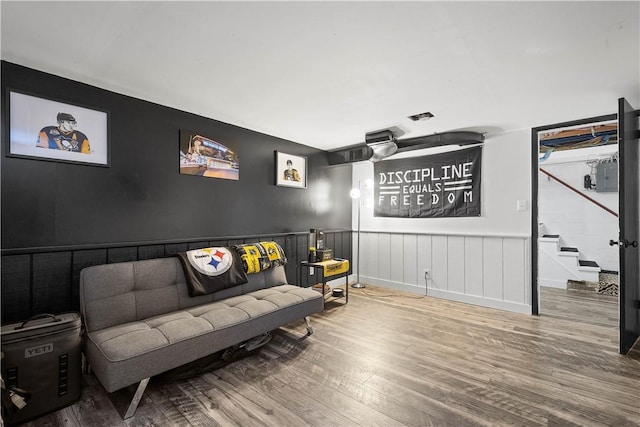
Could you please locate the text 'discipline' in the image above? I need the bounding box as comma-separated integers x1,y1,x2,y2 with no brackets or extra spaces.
374,146,482,218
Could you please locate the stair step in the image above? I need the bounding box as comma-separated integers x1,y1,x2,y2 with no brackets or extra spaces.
558,247,579,258
579,260,599,268
539,232,602,284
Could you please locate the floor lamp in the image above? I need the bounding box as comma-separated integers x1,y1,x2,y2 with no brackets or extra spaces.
350,183,364,288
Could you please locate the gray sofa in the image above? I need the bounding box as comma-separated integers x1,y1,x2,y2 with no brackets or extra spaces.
79,255,323,418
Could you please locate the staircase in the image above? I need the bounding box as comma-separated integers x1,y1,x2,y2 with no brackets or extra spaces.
538,234,601,288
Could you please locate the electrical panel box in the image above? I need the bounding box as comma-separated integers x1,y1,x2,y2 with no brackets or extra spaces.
596,162,618,192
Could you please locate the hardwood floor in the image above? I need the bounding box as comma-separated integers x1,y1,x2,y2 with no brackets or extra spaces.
20,285,640,426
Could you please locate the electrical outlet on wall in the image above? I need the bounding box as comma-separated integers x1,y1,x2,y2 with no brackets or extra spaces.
423,269,431,280
516,200,527,211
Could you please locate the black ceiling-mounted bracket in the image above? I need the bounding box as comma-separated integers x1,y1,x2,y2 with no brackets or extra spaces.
366,129,398,162
365,129,396,145
327,130,484,165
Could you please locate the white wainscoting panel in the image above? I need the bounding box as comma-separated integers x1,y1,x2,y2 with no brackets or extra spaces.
378,233,391,282
447,236,466,294
403,234,418,287
361,232,378,279
482,237,504,301
416,235,432,293
355,231,531,314
390,234,405,285
431,235,449,291
464,237,484,297
503,238,527,304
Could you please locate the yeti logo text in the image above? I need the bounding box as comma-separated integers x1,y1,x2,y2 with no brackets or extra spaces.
25,343,53,358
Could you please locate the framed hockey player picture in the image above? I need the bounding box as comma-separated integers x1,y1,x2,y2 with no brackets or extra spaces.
7,90,110,166
275,151,306,188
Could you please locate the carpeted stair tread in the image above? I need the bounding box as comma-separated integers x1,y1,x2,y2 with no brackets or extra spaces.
560,247,579,252
542,234,559,238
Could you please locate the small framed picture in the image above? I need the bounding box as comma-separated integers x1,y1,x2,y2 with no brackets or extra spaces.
6,90,110,167
275,151,307,188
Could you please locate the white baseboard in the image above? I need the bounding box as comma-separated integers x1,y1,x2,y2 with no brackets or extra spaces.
357,275,426,294
425,288,532,314
355,275,531,315
537,278,567,289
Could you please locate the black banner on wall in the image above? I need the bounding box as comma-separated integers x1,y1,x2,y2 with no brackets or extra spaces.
374,146,482,218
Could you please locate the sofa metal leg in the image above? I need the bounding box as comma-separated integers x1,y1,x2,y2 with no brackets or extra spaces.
122,377,150,419
304,316,314,336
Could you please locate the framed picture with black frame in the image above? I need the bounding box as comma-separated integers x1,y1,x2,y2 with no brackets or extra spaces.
275,151,307,188
6,89,110,167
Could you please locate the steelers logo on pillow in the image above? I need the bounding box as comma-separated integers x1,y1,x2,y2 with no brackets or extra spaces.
187,247,233,276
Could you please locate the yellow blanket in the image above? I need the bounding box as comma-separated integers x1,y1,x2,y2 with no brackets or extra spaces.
234,241,287,274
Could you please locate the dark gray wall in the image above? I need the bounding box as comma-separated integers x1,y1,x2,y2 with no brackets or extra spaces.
1,61,351,248
1,61,353,322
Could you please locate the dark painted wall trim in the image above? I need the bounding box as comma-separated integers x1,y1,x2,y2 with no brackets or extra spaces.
530,113,617,316
1,230,352,324
0,230,348,256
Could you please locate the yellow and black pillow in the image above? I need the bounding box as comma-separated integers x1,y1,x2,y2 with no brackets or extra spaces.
234,241,287,274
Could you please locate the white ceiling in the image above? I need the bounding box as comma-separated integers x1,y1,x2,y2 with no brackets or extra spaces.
2,1,639,151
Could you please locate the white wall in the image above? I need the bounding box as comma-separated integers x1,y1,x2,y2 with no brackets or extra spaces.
353,231,531,314
350,129,532,314
538,145,619,271
353,130,531,236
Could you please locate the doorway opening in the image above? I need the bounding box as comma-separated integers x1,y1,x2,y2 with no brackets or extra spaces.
531,114,620,345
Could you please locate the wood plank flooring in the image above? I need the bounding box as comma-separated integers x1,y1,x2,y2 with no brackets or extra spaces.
19,285,640,427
